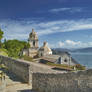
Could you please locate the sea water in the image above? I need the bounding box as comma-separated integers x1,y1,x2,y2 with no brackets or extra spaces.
70,52,92,69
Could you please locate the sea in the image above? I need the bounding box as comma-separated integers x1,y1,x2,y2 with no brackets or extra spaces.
70,52,92,69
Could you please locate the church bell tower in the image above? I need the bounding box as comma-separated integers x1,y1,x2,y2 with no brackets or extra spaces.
28,29,39,49
28,29,39,57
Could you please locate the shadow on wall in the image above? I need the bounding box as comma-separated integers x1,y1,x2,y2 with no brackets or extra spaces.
17,89,36,92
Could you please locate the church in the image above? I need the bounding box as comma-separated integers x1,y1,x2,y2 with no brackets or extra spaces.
22,29,52,58
22,29,79,66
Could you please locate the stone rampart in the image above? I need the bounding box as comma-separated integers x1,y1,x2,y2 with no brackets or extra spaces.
32,69,92,92
0,55,30,83
0,55,62,84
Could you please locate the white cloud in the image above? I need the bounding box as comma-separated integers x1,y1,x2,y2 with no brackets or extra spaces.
50,8,71,12
49,7,82,13
58,41,65,47
58,40,92,48
0,18,92,41
65,40,81,46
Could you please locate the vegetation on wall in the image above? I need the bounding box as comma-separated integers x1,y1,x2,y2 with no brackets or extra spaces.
0,29,4,48
22,55,34,62
74,64,86,70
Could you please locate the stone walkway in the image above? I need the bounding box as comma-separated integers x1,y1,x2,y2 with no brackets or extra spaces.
1,69,34,92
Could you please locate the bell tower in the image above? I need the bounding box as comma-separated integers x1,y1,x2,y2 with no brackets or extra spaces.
28,29,39,57
28,29,39,48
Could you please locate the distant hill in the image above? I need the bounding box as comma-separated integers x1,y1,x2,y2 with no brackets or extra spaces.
52,48,71,52
52,47,92,54
71,47,92,53
52,48,70,55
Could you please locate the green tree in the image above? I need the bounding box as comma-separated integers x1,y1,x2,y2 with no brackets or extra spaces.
0,29,4,48
4,39,30,58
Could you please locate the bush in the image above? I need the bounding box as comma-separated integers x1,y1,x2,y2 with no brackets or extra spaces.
3,39,30,58
74,64,86,70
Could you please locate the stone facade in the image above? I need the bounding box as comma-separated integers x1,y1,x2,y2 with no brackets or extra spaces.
32,69,92,92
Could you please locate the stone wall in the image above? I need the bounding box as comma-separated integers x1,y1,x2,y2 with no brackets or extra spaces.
32,69,92,92
0,73,6,92
0,55,63,84
0,55,31,83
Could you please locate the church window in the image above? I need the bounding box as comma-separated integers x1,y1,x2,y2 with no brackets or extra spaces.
33,41,35,46
58,57,62,64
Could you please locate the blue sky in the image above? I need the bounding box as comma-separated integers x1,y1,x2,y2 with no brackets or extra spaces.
0,0,92,48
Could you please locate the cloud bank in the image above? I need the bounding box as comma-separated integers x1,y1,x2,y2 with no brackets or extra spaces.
0,18,92,48
58,40,92,48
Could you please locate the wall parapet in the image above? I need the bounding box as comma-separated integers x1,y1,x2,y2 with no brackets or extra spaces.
32,69,92,92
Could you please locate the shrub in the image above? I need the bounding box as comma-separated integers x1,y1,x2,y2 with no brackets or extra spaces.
75,64,86,70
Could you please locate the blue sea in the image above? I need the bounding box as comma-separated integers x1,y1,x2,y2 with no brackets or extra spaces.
70,52,92,68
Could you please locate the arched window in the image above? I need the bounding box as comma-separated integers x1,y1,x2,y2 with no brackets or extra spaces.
33,41,35,46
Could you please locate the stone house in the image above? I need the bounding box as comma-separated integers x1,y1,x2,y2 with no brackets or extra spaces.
40,52,79,66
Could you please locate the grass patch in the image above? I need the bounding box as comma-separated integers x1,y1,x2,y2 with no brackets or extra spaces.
46,62,73,70
45,62,86,70
21,55,34,62
0,48,8,56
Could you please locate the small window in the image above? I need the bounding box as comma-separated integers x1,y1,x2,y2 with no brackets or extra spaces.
64,59,67,62
41,53,43,56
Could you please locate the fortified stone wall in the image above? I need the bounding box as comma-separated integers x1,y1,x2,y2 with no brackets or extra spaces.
32,69,92,92
0,55,31,83
0,55,62,84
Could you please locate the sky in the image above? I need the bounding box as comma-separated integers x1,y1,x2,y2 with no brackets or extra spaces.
0,0,92,48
